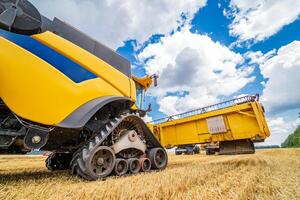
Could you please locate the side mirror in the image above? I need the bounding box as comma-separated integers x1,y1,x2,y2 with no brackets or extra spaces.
151,74,159,87
146,104,152,112
138,104,152,117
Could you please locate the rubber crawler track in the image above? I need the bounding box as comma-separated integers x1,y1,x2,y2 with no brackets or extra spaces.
70,113,165,180
46,152,72,171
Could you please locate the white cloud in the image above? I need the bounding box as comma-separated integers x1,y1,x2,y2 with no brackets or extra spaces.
138,28,255,115
30,0,206,49
142,115,153,123
226,0,300,45
245,41,300,145
263,117,300,146
244,50,276,65
248,41,300,113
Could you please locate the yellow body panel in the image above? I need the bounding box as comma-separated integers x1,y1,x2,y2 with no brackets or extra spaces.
33,32,131,97
130,79,137,103
0,34,133,126
152,101,270,147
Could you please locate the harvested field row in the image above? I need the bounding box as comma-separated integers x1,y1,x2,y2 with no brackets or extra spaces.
0,149,299,200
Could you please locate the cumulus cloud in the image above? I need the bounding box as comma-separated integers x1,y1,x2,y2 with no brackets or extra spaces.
248,41,300,113
30,0,206,49
138,28,255,115
263,117,300,146
244,50,276,65
245,41,300,145
226,0,300,45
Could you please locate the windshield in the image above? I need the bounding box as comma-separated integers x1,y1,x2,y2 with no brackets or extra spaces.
136,84,145,109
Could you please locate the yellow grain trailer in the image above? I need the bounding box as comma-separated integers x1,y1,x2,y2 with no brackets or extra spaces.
151,95,270,155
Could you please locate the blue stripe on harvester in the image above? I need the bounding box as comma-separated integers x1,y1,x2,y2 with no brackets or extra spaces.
0,29,97,83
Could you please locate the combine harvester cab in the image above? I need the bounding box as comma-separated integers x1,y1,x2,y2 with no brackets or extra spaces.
0,0,167,180
151,95,270,155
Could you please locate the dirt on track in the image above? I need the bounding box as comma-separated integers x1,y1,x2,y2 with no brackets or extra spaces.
0,149,299,200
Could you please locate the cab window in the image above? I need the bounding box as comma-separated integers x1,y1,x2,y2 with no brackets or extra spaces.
135,83,145,109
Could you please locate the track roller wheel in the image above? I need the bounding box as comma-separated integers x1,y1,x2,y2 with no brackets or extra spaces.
46,152,72,171
148,148,168,170
140,158,151,172
127,158,141,174
114,158,128,176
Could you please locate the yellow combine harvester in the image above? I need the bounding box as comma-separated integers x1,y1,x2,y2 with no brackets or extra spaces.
0,0,167,180
150,95,270,155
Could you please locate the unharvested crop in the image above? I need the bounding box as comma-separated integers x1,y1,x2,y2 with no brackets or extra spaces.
0,149,299,200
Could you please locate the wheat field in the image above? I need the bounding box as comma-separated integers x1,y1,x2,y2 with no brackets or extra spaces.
0,149,299,200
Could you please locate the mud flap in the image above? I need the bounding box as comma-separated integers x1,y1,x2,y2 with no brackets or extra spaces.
219,139,255,155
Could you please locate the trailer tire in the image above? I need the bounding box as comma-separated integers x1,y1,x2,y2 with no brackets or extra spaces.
193,145,200,154
175,150,182,155
206,148,216,155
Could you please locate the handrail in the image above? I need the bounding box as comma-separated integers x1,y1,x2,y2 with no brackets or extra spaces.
150,95,259,125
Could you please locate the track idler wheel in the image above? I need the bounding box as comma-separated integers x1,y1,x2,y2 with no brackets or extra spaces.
148,148,168,170
114,158,128,176
140,158,151,172
86,146,116,179
46,152,72,171
128,158,141,174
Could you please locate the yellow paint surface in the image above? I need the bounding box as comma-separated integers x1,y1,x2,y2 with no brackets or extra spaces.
0,33,134,125
153,101,270,147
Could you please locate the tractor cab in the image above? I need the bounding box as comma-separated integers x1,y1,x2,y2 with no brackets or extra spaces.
132,75,158,113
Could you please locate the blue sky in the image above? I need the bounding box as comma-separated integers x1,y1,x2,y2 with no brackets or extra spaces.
32,0,300,145
116,0,300,120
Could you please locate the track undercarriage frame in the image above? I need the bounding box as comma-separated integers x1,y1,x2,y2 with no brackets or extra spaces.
68,113,168,180
0,100,168,180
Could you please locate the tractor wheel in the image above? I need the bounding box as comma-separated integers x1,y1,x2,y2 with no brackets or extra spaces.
148,148,168,170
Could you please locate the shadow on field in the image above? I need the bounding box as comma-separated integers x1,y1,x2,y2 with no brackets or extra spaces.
0,170,74,183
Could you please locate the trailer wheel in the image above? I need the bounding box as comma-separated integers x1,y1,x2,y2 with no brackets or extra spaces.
193,145,200,154
206,148,216,155
185,148,194,155
175,149,182,155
